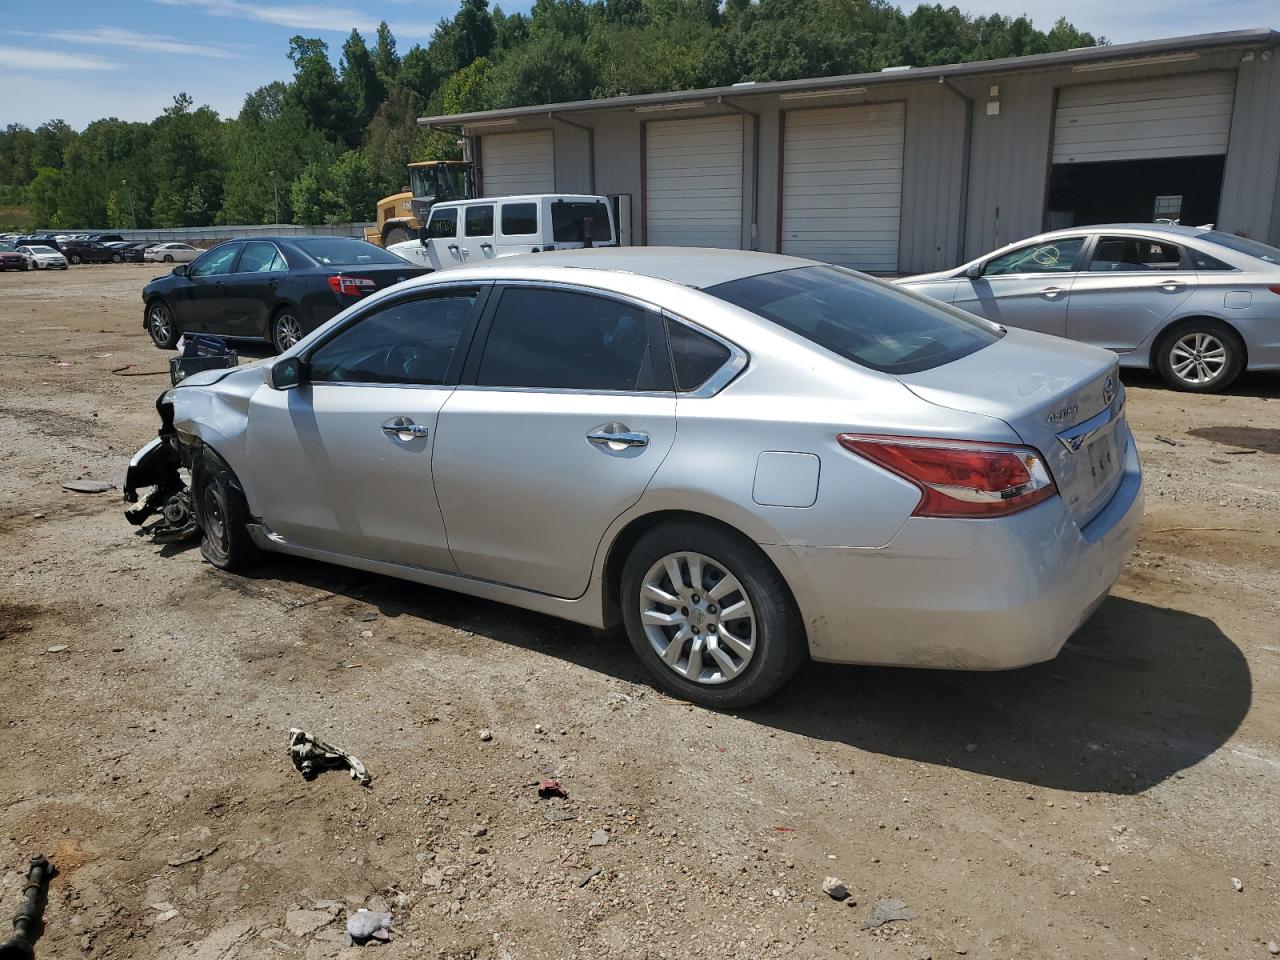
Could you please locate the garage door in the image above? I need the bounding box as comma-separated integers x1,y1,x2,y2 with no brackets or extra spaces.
480,130,555,196
1052,72,1236,164
781,103,904,272
645,115,743,248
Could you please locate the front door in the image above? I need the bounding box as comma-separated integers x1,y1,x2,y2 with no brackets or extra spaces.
421,207,464,271
954,235,1087,337
245,286,487,569
433,284,677,598
1067,234,1197,354
181,242,242,333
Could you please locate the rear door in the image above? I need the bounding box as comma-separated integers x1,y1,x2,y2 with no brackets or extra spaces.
433,284,676,597
461,204,496,262
496,200,540,256
1066,234,1196,353
954,236,1087,337
222,240,287,337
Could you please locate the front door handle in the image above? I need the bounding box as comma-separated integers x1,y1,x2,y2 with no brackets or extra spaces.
381,416,429,442
1039,286,1065,299
447,243,460,254
587,426,649,449
480,242,493,252
1157,281,1187,292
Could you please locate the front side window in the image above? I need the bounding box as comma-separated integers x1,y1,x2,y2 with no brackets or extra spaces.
189,243,241,277
707,265,1001,375
308,292,478,386
501,202,538,237
464,205,494,238
475,287,667,391
983,237,1085,276
1089,236,1183,272
426,208,457,239
237,241,286,273
666,320,732,391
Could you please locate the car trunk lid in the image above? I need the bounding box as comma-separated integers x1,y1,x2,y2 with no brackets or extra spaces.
893,329,1128,528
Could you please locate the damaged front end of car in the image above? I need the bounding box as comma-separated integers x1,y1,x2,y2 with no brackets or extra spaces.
122,393,199,542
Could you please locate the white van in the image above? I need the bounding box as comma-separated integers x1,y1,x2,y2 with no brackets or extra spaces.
388,194,617,271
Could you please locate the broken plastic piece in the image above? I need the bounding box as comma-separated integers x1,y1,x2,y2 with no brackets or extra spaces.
537,779,567,799
288,728,371,786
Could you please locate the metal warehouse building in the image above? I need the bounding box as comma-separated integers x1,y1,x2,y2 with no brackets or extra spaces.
421,28,1280,274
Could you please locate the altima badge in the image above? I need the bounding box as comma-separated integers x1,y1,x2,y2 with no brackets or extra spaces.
1045,404,1078,426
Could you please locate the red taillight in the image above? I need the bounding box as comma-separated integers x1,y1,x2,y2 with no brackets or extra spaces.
328,274,376,297
838,434,1057,518
1268,285,1280,296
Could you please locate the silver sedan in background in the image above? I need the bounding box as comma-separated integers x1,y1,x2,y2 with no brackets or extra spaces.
898,225,1280,392
123,249,1142,708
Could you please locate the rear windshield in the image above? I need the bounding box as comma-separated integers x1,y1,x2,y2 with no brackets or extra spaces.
293,237,405,266
707,265,1001,375
551,201,612,243
1196,231,1280,265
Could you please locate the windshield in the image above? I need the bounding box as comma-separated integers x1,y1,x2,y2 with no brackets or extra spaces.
409,164,471,203
707,265,1002,375
1197,231,1280,265
293,238,405,266
552,201,612,243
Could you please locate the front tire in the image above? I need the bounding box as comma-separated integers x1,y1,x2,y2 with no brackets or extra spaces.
1156,319,1244,393
620,521,806,709
192,448,257,571
163,254,174,263
146,300,180,349
111,253,122,263
270,309,304,353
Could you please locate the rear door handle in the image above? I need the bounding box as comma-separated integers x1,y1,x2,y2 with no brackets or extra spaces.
587,426,649,449
1157,281,1187,292
381,416,429,442
1039,286,1065,299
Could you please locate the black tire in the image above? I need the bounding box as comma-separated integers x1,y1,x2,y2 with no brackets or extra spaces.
270,308,304,354
163,254,174,263
146,299,180,349
192,447,257,571
111,253,122,263
1155,318,1245,393
620,520,806,709
69,254,81,265
383,225,413,246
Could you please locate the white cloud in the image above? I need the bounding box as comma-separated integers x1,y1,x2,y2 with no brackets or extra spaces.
0,46,119,71
149,0,441,38
35,27,243,60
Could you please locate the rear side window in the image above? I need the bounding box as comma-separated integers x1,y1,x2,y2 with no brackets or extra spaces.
1188,248,1233,271
707,265,1001,375
426,209,457,239
476,287,668,391
464,205,494,237
237,241,286,273
501,203,538,236
551,201,612,243
1089,236,1182,272
666,321,732,391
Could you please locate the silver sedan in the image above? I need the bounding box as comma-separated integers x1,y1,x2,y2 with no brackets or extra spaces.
897,225,1280,392
123,248,1142,708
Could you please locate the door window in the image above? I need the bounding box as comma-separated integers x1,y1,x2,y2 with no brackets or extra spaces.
426,209,457,239
666,320,733,391
189,243,241,277
1089,236,1183,272
983,237,1085,276
464,205,494,238
308,291,478,386
501,202,538,236
475,287,668,392
236,241,286,273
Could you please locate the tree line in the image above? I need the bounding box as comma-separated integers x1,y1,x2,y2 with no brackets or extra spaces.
0,0,1099,231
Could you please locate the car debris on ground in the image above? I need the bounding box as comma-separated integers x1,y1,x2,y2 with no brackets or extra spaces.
862,897,915,929
287,728,371,786
537,778,567,798
61,479,114,493
346,909,392,945
0,854,55,960
822,876,849,901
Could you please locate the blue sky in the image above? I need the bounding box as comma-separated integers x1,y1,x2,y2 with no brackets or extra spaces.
0,0,1275,129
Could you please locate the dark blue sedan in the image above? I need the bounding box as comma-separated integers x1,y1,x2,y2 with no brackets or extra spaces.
141,237,429,353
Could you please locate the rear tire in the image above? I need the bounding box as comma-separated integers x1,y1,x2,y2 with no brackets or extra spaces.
1155,319,1244,393
620,520,806,709
192,448,257,571
111,253,122,263
146,300,180,349
164,254,174,263
69,254,81,265
270,308,304,354
383,225,413,247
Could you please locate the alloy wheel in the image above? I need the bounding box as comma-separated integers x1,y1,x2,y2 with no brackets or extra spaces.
275,314,303,351
148,305,172,344
639,551,756,685
1170,332,1227,385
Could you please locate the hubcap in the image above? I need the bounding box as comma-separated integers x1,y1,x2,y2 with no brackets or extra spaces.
276,314,302,350
149,306,172,343
1170,332,1227,384
639,551,756,685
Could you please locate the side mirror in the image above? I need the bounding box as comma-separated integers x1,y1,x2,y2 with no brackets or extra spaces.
270,356,307,390
417,226,429,246
172,263,188,277
964,262,983,279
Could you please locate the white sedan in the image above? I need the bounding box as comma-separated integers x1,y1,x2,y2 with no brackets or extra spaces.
16,245,68,270
145,242,200,263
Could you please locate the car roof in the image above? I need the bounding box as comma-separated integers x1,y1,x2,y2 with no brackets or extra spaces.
1037,222,1209,240
460,246,816,289
442,194,607,206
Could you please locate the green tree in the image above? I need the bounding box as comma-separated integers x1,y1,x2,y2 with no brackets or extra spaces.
291,160,330,225
26,167,65,228
341,29,387,129
322,149,379,222
149,94,226,227
286,36,357,146
373,21,401,85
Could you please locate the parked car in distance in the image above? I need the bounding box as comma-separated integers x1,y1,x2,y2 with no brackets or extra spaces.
388,194,617,271
17,244,68,270
90,234,125,243
116,241,154,263
897,224,1280,392
145,242,200,263
60,239,123,264
0,250,29,271
125,247,1142,709
142,236,430,352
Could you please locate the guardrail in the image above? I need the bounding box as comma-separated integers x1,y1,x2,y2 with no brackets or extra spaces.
21,223,375,245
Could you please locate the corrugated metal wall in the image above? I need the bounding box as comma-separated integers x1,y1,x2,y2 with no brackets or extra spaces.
899,85,968,271
1220,53,1280,244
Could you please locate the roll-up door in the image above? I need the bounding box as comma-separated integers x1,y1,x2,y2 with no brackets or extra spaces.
480,130,555,196
781,102,905,272
645,115,744,248
1052,72,1236,164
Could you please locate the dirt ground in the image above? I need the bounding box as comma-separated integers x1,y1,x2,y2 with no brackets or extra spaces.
1,264,1277,960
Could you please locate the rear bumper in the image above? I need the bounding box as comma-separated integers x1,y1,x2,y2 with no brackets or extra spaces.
766,426,1143,670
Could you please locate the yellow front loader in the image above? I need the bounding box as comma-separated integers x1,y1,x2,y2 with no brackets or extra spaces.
365,160,475,247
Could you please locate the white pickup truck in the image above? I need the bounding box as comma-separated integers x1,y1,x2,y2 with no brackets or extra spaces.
388,194,618,271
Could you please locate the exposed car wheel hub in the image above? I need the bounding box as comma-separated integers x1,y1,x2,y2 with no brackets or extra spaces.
640,551,756,685
1170,332,1227,385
